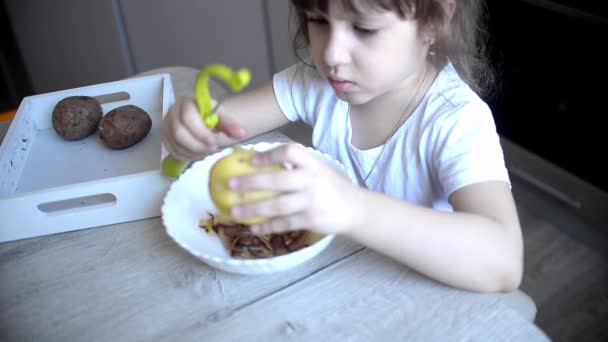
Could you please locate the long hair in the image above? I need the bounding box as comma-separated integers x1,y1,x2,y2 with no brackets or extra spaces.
290,0,496,97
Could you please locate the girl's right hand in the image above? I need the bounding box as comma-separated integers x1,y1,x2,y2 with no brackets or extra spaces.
161,96,248,161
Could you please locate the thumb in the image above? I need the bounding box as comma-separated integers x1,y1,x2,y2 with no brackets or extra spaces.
215,115,248,140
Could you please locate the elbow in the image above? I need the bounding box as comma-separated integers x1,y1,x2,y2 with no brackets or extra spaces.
476,267,522,293
498,262,523,292
485,255,523,293
488,226,524,292
455,257,523,293
499,233,524,292
471,246,523,293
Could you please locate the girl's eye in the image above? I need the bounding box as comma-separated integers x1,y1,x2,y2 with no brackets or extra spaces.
354,26,378,35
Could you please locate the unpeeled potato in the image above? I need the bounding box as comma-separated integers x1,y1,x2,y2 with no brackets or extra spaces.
98,105,151,149
209,148,282,225
52,96,102,140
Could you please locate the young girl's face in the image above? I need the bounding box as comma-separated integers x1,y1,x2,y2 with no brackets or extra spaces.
306,2,430,104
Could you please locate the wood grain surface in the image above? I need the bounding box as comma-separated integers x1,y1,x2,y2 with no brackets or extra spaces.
0,67,554,342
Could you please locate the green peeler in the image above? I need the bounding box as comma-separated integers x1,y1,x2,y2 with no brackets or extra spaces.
161,64,251,177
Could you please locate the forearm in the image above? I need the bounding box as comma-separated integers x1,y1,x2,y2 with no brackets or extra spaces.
216,82,290,147
346,188,523,292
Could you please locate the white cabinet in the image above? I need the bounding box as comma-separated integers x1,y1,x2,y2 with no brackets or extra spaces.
6,0,276,93
119,0,272,88
264,0,299,73
4,0,130,94
5,1,303,96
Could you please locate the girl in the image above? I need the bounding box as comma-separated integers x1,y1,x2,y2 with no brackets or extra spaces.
161,0,523,293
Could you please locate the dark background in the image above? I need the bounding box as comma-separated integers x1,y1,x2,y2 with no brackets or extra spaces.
485,0,607,193
1,0,607,193
0,1,32,113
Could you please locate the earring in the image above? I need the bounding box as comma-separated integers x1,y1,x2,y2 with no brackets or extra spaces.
428,39,436,57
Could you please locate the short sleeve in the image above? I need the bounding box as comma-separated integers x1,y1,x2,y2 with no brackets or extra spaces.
431,101,510,196
272,63,329,126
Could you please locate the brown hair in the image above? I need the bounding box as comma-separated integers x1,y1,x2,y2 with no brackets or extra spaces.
290,0,495,97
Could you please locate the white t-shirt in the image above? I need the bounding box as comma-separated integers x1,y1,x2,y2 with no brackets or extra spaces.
272,62,510,212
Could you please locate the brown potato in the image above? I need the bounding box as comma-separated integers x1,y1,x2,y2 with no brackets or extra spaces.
98,105,152,149
52,96,103,140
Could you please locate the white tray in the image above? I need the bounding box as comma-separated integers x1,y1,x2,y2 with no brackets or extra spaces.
0,74,175,242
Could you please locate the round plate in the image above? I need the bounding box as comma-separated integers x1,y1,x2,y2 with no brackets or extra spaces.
161,142,353,275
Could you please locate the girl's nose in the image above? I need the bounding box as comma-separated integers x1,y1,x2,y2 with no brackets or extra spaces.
324,31,351,68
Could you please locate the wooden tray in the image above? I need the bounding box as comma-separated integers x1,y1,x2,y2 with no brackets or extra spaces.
0,75,175,242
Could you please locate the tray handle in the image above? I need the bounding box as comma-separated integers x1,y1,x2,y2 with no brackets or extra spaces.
0,172,171,242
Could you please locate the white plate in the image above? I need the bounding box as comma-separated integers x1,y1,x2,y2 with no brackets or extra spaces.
161,142,354,275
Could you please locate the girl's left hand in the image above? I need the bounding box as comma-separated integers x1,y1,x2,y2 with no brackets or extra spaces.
228,143,360,236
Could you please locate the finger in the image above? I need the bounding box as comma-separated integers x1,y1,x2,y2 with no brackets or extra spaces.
161,114,195,160
252,143,317,169
215,115,248,140
169,122,214,160
167,98,221,158
162,101,206,159
229,169,310,193
161,118,179,157
232,192,309,221
161,134,181,161
177,98,217,148
250,213,310,235
172,139,208,160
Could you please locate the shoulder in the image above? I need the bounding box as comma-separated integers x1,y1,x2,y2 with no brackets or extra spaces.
272,62,340,124
273,62,331,93
421,62,495,135
428,62,491,115
417,62,503,163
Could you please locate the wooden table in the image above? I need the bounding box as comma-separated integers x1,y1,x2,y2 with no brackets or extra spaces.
0,68,550,341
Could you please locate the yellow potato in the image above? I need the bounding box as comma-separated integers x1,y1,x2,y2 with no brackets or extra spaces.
209,148,282,225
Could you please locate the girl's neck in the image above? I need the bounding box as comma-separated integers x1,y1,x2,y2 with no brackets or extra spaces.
355,63,435,115
348,64,437,150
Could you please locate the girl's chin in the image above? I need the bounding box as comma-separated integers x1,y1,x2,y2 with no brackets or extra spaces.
333,91,373,105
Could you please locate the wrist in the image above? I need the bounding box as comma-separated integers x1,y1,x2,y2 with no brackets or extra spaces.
341,186,369,237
